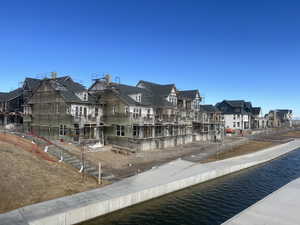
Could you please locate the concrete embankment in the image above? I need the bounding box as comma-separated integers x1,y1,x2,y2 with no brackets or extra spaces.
1,139,300,225
222,177,300,225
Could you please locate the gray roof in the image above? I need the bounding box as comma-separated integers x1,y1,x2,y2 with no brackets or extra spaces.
32,77,96,104
252,107,261,115
24,78,41,91
216,100,253,115
137,80,175,97
0,88,23,102
112,83,173,108
201,105,220,113
177,90,199,99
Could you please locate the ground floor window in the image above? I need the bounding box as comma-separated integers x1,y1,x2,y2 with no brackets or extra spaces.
59,125,67,136
155,126,163,137
143,126,153,138
133,125,140,137
117,125,125,136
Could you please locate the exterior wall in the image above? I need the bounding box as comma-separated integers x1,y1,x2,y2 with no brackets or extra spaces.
107,134,194,151
224,114,250,130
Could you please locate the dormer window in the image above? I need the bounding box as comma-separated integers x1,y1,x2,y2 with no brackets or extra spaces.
83,93,88,101
129,93,142,103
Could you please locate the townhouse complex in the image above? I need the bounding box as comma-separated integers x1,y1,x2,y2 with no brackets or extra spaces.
0,73,293,151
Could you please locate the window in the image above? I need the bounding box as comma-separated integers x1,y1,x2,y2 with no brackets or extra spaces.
233,115,236,120
133,108,139,118
233,122,236,128
133,125,139,137
95,107,99,117
112,105,116,115
116,125,125,136
83,93,87,101
59,125,67,136
83,107,87,117
155,126,163,137
237,122,240,127
79,107,82,116
135,94,141,102
147,109,151,118
75,107,79,117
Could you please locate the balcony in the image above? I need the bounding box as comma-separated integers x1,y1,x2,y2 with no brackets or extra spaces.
103,112,155,125
73,114,101,124
155,114,177,123
23,115,32,122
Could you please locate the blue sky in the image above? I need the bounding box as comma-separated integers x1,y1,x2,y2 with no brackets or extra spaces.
1,0,299,116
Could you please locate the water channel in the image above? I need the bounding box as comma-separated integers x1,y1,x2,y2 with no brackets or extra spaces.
81,148,300,225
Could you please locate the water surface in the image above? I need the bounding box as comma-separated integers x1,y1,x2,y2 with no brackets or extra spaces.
82,148,300,225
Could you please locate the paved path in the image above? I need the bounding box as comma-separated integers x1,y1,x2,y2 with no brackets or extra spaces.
222,177,300,225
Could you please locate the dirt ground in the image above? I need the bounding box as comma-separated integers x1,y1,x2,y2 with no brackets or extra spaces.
201,140,279,162
282,131,300,137
58,137,242,178
0,140,105,213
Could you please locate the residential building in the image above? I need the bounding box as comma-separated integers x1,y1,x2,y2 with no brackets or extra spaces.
251,107,267,129
266,109,293,128
25,76,104,144
216,100,253,134
198,104,224,141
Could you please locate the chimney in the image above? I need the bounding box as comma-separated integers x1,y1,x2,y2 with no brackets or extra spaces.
51,72,57,79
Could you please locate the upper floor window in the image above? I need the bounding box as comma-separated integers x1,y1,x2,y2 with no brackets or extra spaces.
83,93,88,101
95,107,99,117
75,106,79,117
116,125,125,136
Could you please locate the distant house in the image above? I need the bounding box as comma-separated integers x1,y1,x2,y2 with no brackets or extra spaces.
251,107,267,129
216,100,253,133
267,109,293,128
198,104,224,141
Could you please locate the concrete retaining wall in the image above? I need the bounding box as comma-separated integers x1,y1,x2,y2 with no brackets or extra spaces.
1,139,300,225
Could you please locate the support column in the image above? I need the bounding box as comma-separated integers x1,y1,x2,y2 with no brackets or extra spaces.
152,126,155,137
4,115,7,126
139,126,144,138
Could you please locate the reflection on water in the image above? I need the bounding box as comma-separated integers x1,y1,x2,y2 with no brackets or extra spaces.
82,149,300,225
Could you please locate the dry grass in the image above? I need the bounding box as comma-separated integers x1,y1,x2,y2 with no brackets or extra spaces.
282,131,300,137
201,141,278,163
0,139,105,213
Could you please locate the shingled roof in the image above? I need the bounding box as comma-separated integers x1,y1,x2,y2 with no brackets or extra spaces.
201,104,220,113
252,107,261,115
111,83,174,108
177,90,200,99
31,77,96,104
216,100,254,115
137,80,175,97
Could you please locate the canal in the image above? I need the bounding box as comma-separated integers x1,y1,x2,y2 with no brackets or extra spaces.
81,148,300,225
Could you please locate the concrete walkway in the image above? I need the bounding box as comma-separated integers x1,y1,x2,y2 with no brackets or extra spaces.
1,139,300,225
222,177,300,225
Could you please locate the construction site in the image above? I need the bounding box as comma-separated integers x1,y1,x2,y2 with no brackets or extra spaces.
0,73,297,213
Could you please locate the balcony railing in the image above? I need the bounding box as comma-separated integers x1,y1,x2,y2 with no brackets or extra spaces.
103,112,155,124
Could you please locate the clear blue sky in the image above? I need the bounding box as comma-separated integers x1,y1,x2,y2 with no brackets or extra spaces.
1,0,299,117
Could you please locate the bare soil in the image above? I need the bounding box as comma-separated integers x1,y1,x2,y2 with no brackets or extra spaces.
0,139,105,213
58,137,243,179
282,131,300,137
201,140,278,163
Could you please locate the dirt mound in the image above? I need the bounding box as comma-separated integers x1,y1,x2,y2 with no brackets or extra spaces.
0,137,102,213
